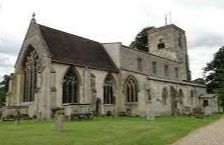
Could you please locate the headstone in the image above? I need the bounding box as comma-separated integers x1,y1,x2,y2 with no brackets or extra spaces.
204,106,212,116
55,110,64,132
146,103,155,120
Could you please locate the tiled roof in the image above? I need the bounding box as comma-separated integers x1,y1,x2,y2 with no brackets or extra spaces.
38,24,119,72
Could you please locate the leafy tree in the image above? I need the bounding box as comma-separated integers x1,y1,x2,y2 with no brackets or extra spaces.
129,26,154,52
204,46,224,111
0,75,10,106
204,46,224,93
216,74,224,111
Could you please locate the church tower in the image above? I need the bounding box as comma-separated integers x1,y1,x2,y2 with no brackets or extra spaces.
147,24,191,81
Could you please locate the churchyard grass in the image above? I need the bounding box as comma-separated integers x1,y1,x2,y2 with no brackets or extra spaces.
0,114,222,145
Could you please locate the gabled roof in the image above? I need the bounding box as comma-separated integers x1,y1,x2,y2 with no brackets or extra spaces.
38,24,119,72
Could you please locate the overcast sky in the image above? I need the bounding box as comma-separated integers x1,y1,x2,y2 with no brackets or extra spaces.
0,0,223,80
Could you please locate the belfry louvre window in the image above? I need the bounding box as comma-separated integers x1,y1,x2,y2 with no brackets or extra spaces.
175,67,179,78
63,67,79,104
103,74,114,104
23,48,40,102
137,58,142,71
125,77,138,102
152,62,157,74
157,39,165,49
164,65,169,77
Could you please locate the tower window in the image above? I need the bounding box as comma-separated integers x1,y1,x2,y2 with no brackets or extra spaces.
178,33,183,49
164,65,169,77
152,62,157,74
175,67,179,78
137,58,142,71
157,38,165,49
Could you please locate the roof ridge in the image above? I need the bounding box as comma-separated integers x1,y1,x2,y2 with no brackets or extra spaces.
38,24,100,44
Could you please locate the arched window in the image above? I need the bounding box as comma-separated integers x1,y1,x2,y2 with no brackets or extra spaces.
103,74,115,104
125,77,138,103
62,67,79,104
162,87,168,105
178,89,184,105
157,38,165,49
23,48,40,102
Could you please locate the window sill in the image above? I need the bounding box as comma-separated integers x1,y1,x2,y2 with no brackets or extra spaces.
103,104,115,106
125,102,138,105
21,102,33,106
63,103,91,106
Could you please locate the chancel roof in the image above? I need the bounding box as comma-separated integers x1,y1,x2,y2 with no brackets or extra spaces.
38,24,119,72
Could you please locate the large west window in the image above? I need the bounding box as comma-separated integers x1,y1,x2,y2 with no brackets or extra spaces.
62,67,79,104
23,48,40,102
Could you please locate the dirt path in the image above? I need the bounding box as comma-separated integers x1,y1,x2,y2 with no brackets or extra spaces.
173,116,224,145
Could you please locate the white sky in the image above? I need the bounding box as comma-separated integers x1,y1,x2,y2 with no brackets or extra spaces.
0,0,224,80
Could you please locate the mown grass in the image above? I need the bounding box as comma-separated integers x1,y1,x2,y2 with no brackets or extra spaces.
0,114,222,145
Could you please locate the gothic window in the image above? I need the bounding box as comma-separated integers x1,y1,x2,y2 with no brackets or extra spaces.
178,89,184,105
178,33,183,49
147,89,152,101
175,67,179,78
103,74,115,104
23,48,40,102
125,77,138,103
157,38,165,49
137,58,142,71
162,87,168,105
152,62,157,75
62,67,79,104
164,65,169,77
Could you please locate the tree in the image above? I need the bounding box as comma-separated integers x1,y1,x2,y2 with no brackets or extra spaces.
204,46,224,111
204,46,224,93
0,75,10,106
216,74,224,111
129,26,154,52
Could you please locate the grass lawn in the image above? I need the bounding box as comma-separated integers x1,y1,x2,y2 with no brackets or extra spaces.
0,114,223,145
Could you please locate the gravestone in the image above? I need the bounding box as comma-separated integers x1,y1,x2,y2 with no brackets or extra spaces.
55,109,64,132
204,106,212,116
146,102,155,120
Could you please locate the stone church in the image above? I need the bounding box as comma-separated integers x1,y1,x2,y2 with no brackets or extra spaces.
4,17,208,119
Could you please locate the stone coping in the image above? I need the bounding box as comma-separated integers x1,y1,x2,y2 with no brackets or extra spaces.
147,76,206,88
